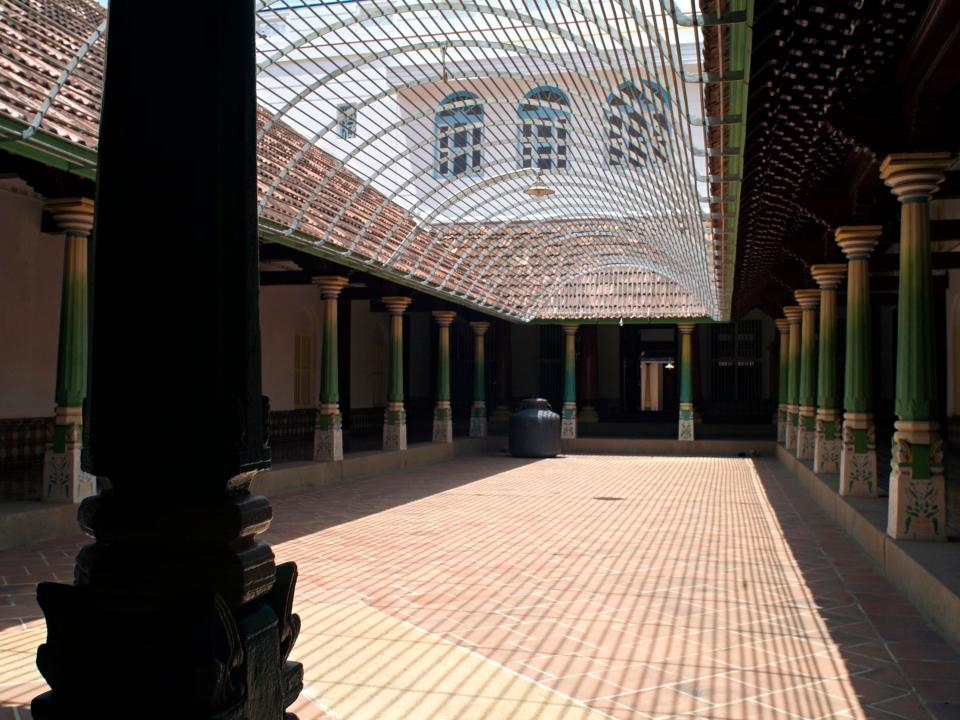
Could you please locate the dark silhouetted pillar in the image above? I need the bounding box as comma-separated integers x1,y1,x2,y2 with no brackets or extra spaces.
32,2,302,717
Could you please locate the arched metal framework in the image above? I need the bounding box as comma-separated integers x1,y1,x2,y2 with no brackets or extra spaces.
253,0,740,321
0,0,749,322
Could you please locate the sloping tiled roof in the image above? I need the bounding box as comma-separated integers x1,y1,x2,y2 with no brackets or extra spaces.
0,0,722,321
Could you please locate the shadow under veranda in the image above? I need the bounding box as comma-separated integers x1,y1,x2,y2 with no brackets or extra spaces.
749,457,958,720
261,453,542,546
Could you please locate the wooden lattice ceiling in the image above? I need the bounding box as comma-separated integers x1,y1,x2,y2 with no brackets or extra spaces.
733,0,931,316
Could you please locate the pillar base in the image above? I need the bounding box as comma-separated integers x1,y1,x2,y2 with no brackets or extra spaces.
813,409,841,474
314,406,343,462
785,406,798,450
43,444,95,503
796,406,817,460
678,402,695,441
888,420,947,541
578,405,599,424
33,491,303,718
776,405,787,444
838,413,877,497
433,402,452,444
561,402,577,439
469,402,487,438
383,404,407,451
42,408,95,503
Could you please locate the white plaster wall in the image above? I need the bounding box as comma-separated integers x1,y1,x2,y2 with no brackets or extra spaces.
511,324,539,397
259,284,322,412
0,185,62,419
597,324,619,400
349,300,389,409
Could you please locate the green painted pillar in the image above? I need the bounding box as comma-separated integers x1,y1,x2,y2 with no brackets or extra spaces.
835,226,881,497
432,310,456,443
881,152,952,540
783,306,803,451
561,324,578,439
775,318,790,444
312,276,348,461
382,296,412,451
810,265,847,474
42,198,96,503
469,321,490,438
677,323,695,441
794,289,820,460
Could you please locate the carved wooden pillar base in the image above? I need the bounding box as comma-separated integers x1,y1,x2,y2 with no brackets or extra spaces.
888,421,947,541
383,403,407,451
32,489,303,719
678,402,695,441
433,402,453,443
797,406,817,460
776,405,787,444
42,407,94,503
839,413,877,497
561,402,577,440
813,409,841,474
469,402,487,438
314,405,343,462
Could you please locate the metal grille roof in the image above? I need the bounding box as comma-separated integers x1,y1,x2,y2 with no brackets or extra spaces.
0,0,746,321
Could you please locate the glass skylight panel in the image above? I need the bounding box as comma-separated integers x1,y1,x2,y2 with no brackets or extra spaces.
253,0,731,320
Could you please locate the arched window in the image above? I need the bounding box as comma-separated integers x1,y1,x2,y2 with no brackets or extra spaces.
518,86,570,171
608,80,671,169
436,91,483,176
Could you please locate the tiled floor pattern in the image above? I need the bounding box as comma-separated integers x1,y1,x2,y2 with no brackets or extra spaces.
1,455,958,719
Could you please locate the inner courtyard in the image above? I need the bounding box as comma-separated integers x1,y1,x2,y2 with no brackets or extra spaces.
3,455,957,719
0,0,959,717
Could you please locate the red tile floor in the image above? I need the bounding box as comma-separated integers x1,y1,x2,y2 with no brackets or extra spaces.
2,455,958,718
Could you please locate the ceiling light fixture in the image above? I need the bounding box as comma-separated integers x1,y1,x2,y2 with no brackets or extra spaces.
525,172,554,199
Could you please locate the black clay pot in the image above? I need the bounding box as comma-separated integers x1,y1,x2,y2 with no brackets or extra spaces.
509,398,561,458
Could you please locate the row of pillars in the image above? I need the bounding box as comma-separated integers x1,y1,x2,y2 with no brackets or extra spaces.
42,227,703,500
307,285,495,462
310,311,701,461
776,152,952,542
559,322,697,442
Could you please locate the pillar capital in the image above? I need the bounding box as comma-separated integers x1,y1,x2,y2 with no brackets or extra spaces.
677,323,696,335
835,225,881,259
783,306,802,324
794,289,820,309
562,324,578,336
469,321,490,336
432,310,456,327
44,197,94,235
810,264,847,290
775,318,789,335
382,296,412,315
311,275,349,299
879,152,952,202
